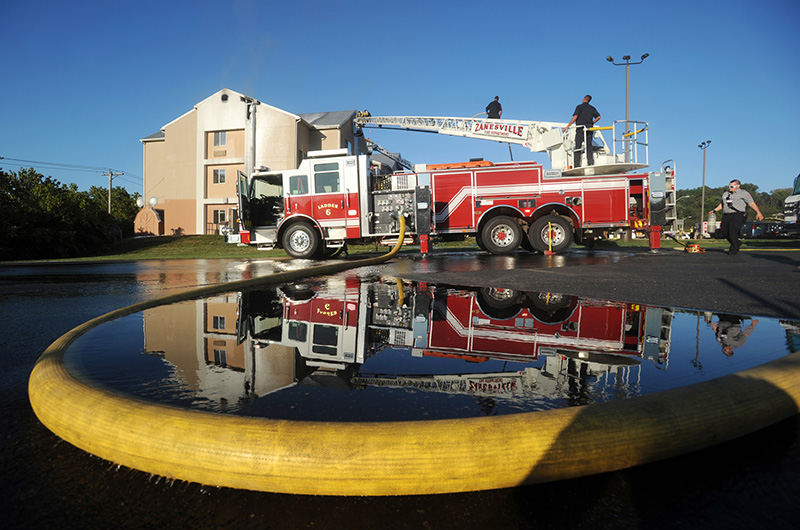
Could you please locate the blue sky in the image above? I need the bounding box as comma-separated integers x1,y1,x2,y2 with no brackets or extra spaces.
1,0,798,194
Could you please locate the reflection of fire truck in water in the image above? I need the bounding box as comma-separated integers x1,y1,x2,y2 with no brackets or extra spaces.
237,274,673,401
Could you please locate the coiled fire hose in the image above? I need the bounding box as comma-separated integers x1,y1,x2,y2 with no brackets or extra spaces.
29,216,800,495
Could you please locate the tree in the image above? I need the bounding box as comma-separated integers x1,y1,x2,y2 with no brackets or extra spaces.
0,168,139,260
675,183,790,227
86,185,141,236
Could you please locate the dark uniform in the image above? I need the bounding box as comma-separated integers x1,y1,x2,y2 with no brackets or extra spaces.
486,98,502,119
573,102,600,167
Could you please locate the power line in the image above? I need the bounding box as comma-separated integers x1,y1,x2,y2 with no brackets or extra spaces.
0,161,107,174
0,156,117,172
1,154,141,188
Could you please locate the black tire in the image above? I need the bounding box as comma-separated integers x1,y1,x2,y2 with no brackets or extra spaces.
480,215,522,255
475,233,487,251
528,292,578,324
528,215,574,253
282,222,321,259
279,283,316,301
521,233,535,252
476,287,523,320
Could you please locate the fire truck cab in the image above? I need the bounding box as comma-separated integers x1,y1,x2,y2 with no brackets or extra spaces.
234,148,430,258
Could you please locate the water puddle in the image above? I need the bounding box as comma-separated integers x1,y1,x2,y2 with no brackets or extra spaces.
64,271,800,421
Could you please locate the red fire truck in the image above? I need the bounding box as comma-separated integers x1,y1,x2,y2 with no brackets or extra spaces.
229,116,676,257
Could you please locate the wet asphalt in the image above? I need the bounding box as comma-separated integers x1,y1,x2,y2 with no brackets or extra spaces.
398,246,800,319
2,249,800,529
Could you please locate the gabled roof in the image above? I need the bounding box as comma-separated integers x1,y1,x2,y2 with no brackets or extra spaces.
196,88,301,121
140,131,165,142
299,110,356,128
140,91,354,143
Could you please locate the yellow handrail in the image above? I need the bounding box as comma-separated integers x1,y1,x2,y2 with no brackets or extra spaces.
623,127,647,138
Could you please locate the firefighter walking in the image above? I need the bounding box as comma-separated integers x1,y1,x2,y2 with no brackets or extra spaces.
710,179,764,255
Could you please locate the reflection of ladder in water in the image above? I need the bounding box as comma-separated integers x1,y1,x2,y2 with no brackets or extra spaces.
642,306,674,368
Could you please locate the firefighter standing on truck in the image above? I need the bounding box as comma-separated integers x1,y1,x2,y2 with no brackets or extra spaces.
485,96,502,119
563,95,601,167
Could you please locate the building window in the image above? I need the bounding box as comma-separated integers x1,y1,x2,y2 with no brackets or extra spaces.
314,162,340,194
213,349,227,367
213,168,226,184
214,131,226,146
212,209,227,224
212,315,226,329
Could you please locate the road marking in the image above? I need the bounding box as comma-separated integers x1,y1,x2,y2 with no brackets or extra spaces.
741,248,800,252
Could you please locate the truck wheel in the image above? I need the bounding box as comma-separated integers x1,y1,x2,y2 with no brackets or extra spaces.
528,292,578,324
476,287,523,320
529,215,573,253
481,216,522,255
280,283,316,301
282,223,320,259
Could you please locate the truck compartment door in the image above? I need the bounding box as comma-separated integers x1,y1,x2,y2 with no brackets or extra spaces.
648,171,667,226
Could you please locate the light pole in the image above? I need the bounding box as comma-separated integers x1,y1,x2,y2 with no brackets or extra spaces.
698,140,711,236
606,53,649,162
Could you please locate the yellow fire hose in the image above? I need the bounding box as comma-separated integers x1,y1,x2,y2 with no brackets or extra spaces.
28,215,800,495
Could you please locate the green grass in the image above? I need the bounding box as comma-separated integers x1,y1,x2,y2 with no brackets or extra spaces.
5,234,797,264
591,236,800,250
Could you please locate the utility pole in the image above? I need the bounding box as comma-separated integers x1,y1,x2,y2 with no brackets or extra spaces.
102,169,124,214
606,53,649,162
241,96,260,176
698,140,711,236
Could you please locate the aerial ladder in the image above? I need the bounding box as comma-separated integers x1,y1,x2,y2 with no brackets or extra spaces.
354,114,650,177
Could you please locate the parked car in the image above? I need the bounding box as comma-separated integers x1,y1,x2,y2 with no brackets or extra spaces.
740,221,800,238
779,223,800,238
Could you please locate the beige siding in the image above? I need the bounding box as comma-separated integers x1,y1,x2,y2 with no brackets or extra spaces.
145,113,197,200
158,199,196,235
142,110,198,235
205,163,242,199
254,108,301,171
205,129,245,159
321,128,340,150
144,302,201,389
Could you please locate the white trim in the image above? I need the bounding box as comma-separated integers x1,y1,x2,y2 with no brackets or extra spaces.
203,158,246,165
442,305,622,350
161,107,196,130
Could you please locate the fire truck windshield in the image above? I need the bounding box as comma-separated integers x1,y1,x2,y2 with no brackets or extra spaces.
312,325,339,355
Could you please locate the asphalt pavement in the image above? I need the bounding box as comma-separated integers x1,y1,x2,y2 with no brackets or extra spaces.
399,246,800,319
